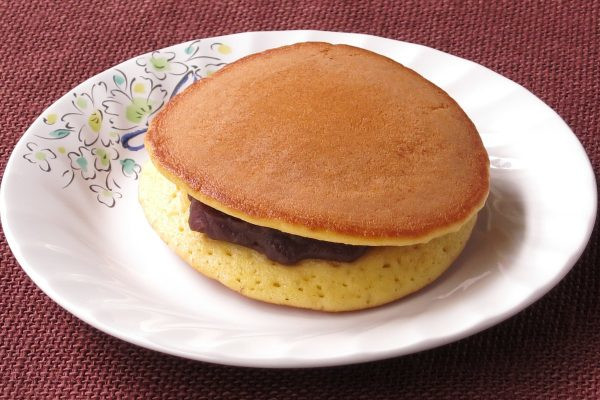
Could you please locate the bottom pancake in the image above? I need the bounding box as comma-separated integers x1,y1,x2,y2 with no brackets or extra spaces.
139,161,476,312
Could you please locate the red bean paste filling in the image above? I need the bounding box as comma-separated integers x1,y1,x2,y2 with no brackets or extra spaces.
188,196,369,265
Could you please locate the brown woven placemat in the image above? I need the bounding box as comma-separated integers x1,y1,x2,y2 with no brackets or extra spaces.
1,0,599,398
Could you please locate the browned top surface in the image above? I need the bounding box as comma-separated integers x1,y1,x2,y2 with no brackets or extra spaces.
147,42,489,243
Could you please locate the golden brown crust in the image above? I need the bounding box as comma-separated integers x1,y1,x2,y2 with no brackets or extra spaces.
146,42,489,246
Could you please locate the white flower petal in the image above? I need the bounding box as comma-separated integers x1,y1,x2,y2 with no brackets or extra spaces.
108,88,132,104
90,82,109,107
145,67,167,80
136,58,148,67
62,111,86,129
79,126,100,146
169,62,189,76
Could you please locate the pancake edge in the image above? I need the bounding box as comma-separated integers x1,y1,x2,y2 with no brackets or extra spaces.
147,139,487,246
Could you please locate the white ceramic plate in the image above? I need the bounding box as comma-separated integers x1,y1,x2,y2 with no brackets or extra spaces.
1,31,596,368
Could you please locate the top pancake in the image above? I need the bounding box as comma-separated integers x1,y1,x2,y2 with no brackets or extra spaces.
146,42,489,246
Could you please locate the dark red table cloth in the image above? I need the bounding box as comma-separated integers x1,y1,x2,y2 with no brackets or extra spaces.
1,1,599,398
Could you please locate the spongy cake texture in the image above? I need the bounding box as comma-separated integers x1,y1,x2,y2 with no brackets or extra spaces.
139,161,476,312
146,42,489,246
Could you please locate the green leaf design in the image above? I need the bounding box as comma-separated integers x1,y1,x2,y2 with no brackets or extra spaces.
120,158,136,173
76,156,88,171
49,129,72,139
113,74,125,86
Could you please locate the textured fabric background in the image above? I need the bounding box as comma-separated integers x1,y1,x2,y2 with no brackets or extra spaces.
1,0,599,398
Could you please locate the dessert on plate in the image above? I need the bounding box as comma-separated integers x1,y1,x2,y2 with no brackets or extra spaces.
139,42,489,311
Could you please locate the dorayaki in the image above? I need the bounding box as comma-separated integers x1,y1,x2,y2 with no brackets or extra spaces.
139,42,489,312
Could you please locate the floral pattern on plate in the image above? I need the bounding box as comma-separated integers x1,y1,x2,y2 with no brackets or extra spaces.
23,39,232,207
